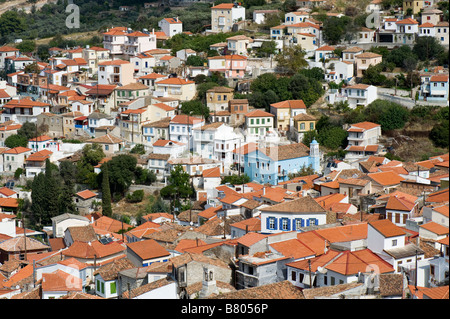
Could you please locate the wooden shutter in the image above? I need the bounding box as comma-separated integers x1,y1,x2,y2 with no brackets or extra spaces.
395,213,400,224
387,212,392,221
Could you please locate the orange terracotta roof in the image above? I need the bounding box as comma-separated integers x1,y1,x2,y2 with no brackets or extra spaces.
270,100,306,109
126,239,171,260
314,223,367,243
420,221,449,236
42,270,82,292
270,238,315,259
368,171,404,186
426,188,449,203
156,77,194,85
202,166,221,178
325,249,394,275
4,146,32,154
0,187,16,197
245,109,274,117
369,219,407,238
386,196,416,211
62,240,125,259
76,189,97,200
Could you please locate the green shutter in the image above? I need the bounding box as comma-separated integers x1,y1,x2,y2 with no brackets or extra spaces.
110,282,116,294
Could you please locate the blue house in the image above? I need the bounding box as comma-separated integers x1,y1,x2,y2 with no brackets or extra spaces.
244,141,320,185
418,74,449,102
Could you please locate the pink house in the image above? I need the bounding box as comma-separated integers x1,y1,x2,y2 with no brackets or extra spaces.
208,54,247,79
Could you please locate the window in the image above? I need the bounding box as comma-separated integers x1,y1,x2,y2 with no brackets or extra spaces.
392,239,397,247
291,271,296,281
296,219,302,230
268,217,276,229
282,218,289,230
330,276,335,285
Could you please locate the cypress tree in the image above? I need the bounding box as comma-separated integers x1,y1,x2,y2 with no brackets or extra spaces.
101,164,112,217
30,172,46,228
43,159,60,223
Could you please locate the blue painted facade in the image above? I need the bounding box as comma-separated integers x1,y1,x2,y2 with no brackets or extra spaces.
244,141,320,185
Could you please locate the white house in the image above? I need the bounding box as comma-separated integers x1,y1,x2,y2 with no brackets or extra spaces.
342,84,377,109
367,219,425,274
51,213,90,238
169,115,204,150
193,122,242,167
325,61,354,84
158,17,183,38
152,139,186,158
259,196,327,234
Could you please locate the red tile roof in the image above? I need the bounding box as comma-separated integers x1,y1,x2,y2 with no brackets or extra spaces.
369,219,407,238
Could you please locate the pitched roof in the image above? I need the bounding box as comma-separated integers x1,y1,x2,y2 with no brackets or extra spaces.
42,270,82,292
62,240,125,259
420,221,449,236
260,196,326,214
219,280,306,299
76,189,97,200
202,166,221,178
3,146,32,154
156,77,194,85
325,249,394,275
369,219,407,238
270,100,306,109
368,171,404,186
126,239,171,260
245,109,274,117
87,133,123,144
386,195,416,211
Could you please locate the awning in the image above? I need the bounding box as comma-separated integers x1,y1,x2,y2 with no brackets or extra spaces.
302,273,316,286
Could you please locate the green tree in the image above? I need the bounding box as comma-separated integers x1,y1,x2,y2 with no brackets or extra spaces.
288,73,324,107
180,100,210,119
107,154,138,196
186,55,207,67
4,134,28,148
43,159,61,224
429,120,449,148
16,40,36,54
130,144,145,155
274,45,307,75
17,122,38,140
221,174,251,185
413,36,445,61
322,16,351,45
160,165,193,213
30,172,46,228
101,163,112,217
0,11,26,37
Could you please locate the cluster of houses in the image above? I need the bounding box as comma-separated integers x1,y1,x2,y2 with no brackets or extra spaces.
0,0,448,300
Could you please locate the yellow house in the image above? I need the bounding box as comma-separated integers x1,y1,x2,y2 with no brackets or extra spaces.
61,111,84,138
206,86,234,112
269,100,307,132
403,0,424,15
293,113,317,143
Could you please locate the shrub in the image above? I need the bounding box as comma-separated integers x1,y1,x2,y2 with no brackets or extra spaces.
126,190,145,203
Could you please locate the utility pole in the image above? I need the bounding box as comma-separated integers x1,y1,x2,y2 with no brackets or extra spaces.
22,213,27,261
414,249,418,291
308,259,312,288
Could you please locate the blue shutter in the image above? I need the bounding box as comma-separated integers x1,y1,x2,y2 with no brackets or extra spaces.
279,218,283,231
266,217,271,230
301,218,304,227
292,219,296,231
306,219,310,227
315,218,319,226
273,217,278,230
286,218,291,231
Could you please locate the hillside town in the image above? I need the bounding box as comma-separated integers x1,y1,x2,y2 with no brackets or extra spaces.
0,0,448,301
